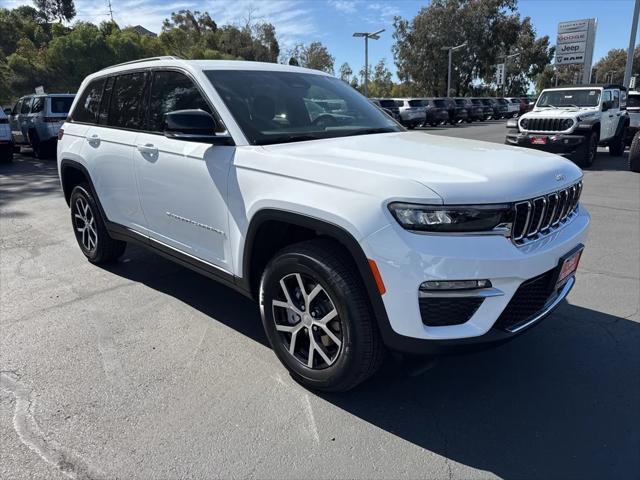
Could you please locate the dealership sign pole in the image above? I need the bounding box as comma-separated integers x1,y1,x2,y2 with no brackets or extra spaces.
555,18,597,85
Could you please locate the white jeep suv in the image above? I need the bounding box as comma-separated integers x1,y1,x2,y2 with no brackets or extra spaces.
58,58,590,391
506,85,629,168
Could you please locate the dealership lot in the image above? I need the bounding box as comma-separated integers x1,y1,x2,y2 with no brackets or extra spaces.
1,123,638,479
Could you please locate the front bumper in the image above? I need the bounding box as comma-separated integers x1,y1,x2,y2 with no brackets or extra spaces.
505,131,586,155
361,205,590,354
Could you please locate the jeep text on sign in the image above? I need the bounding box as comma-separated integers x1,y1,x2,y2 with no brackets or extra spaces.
558,41,587,55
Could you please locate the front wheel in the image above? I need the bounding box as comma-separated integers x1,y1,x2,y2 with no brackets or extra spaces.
70,184,126,264
260,239,385,392
574,132,597,168
629,131,640,172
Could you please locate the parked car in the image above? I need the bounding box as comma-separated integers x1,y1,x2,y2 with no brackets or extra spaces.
503,97,521,117
472,98,493,120
629,130,640,172
370,99,401,122
506,85,628,168
423,98,450,126
625,90,640,145
455,97,482,122
9,93,75,158
444,97,469,124
393,98,426,129
0,108,13,163
59,58,589,392
484,97,508,119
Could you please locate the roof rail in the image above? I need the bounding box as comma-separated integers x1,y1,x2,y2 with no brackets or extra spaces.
100,56,182,71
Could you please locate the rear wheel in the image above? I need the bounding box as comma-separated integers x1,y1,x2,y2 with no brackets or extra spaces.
260,239,385,392
629,131,640,172
70,184,126,264
574,131,597,169
29,131,49,159
608,130,625,156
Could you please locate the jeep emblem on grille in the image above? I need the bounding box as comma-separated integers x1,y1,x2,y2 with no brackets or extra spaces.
555,173,566,181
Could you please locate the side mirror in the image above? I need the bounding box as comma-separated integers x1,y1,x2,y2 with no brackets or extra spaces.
602,100,612,112
163,109,234,145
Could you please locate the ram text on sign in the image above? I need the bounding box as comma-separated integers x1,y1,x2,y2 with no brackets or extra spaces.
558,19,590,34
556,54,586,65
557,41,587,55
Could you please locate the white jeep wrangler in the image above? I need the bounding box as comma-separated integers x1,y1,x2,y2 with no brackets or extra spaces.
506,85,629,168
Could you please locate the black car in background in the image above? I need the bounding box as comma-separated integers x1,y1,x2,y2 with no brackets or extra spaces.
625,91,640,145
457,97,484,122
424,98,450,126
472,98,493,119
371,98,401,122
445,97,469,124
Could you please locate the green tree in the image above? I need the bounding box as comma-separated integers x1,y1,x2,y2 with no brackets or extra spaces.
338,62,352,82
392,0,552,96
288,42,335,74
591,47,640,84
33,0,76,23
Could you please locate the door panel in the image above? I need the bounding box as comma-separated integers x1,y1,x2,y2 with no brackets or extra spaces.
601,90,616,140
134,134,234,271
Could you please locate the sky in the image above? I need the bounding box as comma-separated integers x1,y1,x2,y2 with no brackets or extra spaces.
1,0,638,79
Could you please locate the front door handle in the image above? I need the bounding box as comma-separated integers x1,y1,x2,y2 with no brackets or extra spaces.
609,114,614,118
87,134,101,146
136,143,158,155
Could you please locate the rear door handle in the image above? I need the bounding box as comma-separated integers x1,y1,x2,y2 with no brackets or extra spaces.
87,134,101,146
609,115,614,118
136,143,158,155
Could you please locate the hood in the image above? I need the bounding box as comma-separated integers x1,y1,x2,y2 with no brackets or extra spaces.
528,107,596,118
258,132,582,204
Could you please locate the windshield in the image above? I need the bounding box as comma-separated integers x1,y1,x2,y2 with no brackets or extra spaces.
537,89,601,108
628,94,640,108
205,70,401,145
50,96,74,114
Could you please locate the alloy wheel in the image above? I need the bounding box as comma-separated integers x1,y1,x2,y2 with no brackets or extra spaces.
73,196,98,252
272,273,343,369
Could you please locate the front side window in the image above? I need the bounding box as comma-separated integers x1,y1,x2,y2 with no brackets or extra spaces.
613,90,620,108
147,70,214,133
20,98,33,114
108,72,147,129
31,97,45,113
73,79,105,124
537,89,602,108
12,100,22,116
205,70,401,145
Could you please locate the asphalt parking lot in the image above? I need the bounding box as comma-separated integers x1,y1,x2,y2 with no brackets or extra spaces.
1,121,639,479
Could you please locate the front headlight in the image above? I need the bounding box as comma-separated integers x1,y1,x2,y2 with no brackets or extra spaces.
561,119,574,130
388,203,513,233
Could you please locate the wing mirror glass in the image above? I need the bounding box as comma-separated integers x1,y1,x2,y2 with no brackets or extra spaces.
163,109,234,145
602,100,612,112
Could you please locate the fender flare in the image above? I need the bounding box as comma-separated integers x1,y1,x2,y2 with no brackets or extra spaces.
242,209,398,347
614,115,630,138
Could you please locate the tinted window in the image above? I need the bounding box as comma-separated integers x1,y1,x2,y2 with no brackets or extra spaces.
108,72,147,129
98,77,114,125
12,100,22,115
31,97,45,113
73,79,105,124
613,90,620,108
50,96,74,114
628,94,640,108
378,99,397,108
20,98,33,114
408,100,425,107
434,99,447,108
147,71,212,132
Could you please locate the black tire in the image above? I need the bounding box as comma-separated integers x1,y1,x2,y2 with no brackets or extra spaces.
0,145,13,163
260,239,385,392
629,131,640,172
69,184,126,264
429,122,437,127
29,131,48,159
608,130,625,157
574,132,597,169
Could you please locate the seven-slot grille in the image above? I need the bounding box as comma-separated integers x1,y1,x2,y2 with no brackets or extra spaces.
521,117,571,132
511,181,582,244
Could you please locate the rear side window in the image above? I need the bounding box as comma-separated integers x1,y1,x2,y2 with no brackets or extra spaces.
108,72,147,129
147,70,212,132
50,97,74,114
73,79,105,124
408,100,425,107
20,98,33,114
378,100,397,108
31,97,45,113
434,99,446,108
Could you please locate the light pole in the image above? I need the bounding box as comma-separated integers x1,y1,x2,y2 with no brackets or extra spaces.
624,0,640,87
353,29,385,97
441,42,467,96
501,52,520,96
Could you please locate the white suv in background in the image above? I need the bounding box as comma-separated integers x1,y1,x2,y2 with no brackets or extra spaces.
58,58,589,391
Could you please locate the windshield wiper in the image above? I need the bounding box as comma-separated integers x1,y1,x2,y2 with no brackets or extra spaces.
255,134,326,146
341,127,397,137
